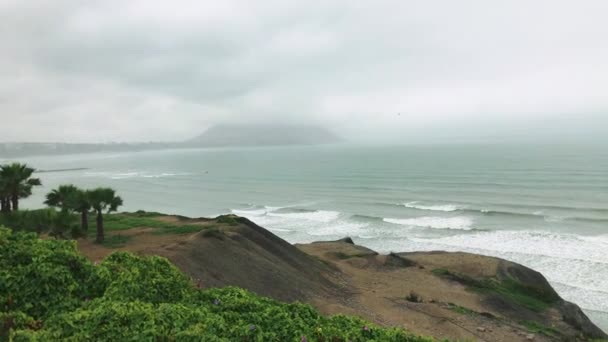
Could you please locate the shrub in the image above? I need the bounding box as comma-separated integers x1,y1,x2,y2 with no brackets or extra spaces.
406,291,422,303
0,227,102,319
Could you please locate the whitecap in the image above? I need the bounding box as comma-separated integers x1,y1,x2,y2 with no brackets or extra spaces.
267,210,341,223
231,208,267,217
306,221,368,236
403,201,463,212
384,216,473,230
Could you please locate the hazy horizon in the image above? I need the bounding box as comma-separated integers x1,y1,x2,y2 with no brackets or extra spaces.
1,1,607,144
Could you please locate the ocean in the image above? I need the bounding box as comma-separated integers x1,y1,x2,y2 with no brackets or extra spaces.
12,143,608,330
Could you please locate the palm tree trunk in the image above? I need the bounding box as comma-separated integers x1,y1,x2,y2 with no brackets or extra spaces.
95,210,104,243
10,195,18,211
81,210,89,232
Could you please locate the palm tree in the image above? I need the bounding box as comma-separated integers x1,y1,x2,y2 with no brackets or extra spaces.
0,176,10,213
44,185,79,212
88,188,123,243
72,189,92,232
0,163,42,211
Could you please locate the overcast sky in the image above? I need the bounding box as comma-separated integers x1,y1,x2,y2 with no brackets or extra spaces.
1,0,607,143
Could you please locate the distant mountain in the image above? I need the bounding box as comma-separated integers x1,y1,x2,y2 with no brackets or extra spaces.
186,124,341,147
0,125,341,158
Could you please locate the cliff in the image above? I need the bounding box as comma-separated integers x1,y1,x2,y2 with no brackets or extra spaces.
77,213,607,342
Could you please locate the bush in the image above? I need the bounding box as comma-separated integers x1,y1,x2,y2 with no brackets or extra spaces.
97,252,192,303
0,209,79,237
0,228,432,341
406,291,422,303
0,227,102,319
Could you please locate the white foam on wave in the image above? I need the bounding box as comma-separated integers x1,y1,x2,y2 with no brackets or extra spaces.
231,208,267,217
268,210,341,223
402,230,608,314
384,216,473,230
142,172,192,178
232,207,342,226
85,171,192,180
403,201,463,212
579,234,608,245
412,230,608,265
307,221,368,236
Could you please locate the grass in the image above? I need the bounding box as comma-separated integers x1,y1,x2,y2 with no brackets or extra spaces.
447,303,478,315
152,225,208,235
216,215,240,226
87,212,216,236
519,320,560,337
432,268,558,312
102,234,131,248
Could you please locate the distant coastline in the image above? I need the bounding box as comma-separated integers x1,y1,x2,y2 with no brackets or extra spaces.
0,124,341,158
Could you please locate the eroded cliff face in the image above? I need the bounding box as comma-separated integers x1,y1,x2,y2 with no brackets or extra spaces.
77,214,607,342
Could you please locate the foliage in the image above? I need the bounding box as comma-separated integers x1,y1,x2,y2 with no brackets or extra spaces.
88,188,123,214
0,227,102,320
89,213,211,236
519,320,560,338
0,163,41,212
446,303,477,316
99,234,131,248
0,209,79,238
431,269,557,312
87,187,123,243
216,214,240,226
0,229,432,341
43,185,79,212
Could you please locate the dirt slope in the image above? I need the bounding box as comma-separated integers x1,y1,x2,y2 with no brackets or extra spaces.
77,214,606,341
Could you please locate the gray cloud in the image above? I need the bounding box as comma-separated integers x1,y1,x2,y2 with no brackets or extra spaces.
1,0,607,143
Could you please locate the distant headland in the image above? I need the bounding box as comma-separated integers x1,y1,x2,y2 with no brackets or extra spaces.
0,124,341,158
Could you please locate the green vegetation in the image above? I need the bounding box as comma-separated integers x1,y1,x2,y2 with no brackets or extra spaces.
0,228,431,341
93,212,213,236
446,303,477,316
0,209,77,237
519,320,560,338
432,269,558,312
88,187,123,243
101,234,131,248
43,185,123,243
0,163,41,212
216,214,240,226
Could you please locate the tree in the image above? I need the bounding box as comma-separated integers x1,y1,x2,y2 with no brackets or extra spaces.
72,189,92,232
45,185,91,234
88,188,123,243
0,163,42,211
44,185,79,213
0,176,10,213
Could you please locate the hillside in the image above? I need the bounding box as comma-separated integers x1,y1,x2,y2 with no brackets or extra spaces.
186,124,341,147
72,212,607,342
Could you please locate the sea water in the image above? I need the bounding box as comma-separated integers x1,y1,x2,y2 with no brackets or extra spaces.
14,143,608,330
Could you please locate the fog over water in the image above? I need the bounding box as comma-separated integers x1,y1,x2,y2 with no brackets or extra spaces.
1,1,607,143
